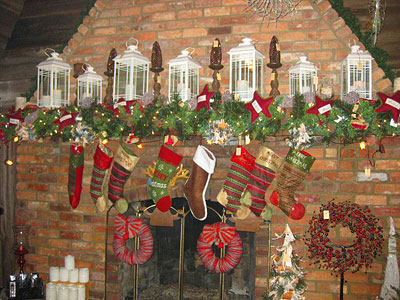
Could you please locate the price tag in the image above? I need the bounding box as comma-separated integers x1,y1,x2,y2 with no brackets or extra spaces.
60,114,72,122
252,100,262,114
364,166,371,178
276,43,281,51
318,104,332,115
386,98,400,110
323,210,330,220
217,72,221,80
271,73,276,81
236,147,242,156
213,40,219,47
197,95,206,103
114,101,126,109
357,61,363,70
9,118,20,125
313,76,319,85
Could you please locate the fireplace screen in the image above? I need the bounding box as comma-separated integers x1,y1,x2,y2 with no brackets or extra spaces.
118,198,256,300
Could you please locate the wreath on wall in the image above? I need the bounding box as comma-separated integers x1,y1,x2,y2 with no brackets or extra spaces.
197,222,243,273
113,214,154,265
305,200,384,274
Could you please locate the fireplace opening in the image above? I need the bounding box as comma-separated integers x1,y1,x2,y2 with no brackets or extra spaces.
120,198,256,300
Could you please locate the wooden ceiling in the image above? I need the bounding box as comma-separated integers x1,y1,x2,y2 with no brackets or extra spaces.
344,0,400,72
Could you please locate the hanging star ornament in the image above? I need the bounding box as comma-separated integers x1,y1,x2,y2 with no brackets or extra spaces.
245,91,273,123
107,98,136,116
196,85,215,112
53,111,78,132
306,95,335,125
6,109,25,127
375,91,400,123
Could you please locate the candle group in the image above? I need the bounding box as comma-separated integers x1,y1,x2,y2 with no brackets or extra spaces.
47,255,89,300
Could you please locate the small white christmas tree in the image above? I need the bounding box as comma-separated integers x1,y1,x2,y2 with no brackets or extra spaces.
266,224,307,300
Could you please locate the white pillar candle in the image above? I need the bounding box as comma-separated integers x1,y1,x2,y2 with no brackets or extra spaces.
53,90,62,106
68,284,78,300
15,97,26,110
58,284,69,300
46,283,57,300
237,80,249,92
49,267,60,282
65,255,75,270
42,95,51,107
59,267,69,282
69,269,79,283
78,268,89,283
77,284,85,300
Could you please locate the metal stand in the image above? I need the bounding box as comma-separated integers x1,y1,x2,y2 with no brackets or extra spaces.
178,206,185,300
340,272,344,300
265,222,272,295
218,209,227,300
132,210,141,300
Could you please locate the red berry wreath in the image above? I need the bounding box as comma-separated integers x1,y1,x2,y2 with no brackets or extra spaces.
113,214,154,265
305,201,383,274
197,222,243,273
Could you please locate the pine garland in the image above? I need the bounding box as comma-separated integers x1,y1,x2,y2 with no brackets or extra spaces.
1,93,399,148
328,0,399,83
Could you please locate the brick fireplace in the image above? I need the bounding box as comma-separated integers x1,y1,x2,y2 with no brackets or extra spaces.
15,137,398,299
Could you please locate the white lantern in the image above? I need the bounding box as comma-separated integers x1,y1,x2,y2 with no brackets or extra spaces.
228,38,265,102
289,56,318,97
113,39,150,102
341,45,373,99
36,50,71,108
77,65,103,105
168,48,201,101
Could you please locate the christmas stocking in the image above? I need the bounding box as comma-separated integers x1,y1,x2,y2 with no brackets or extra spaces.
68,144,84,209
184,145,216,221
148,145,183,212
108,143,139,214
240,147,283,219
90,143,114,212
216,146,255,218
268,149,315,220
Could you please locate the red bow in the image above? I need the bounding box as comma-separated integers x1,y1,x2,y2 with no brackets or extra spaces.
202,223,236,248
115,214,141,240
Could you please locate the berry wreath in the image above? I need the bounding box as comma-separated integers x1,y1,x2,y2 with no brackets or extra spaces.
305,200,384,274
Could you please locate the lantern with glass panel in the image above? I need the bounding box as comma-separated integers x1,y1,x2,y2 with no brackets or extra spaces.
36,50,71,108
341,45,373,99
77,65,103,105
113,39,150,101
289,56,318,97
168,48,201,102
228,38,265,102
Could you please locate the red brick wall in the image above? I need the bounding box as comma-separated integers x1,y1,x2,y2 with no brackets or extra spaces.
15,138,400,299
60,0,392,100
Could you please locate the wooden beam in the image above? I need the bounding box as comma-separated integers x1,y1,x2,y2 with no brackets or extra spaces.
0,0,25,55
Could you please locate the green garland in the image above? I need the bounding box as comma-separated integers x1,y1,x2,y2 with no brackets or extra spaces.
1,93,399,147
328,0,399,83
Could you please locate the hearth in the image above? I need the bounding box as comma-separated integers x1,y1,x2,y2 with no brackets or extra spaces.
120,198,255,300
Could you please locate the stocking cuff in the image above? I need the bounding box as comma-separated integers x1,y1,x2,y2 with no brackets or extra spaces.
285,149,315,173
70,145,84,167
93,144,114,170
114,144,139,172
193,145,216,174
159,145,183,167
255,147,283,173
231,146,255,173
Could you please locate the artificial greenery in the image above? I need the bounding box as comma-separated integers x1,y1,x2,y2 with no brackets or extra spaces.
328,0,399,83
1,93,399,147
